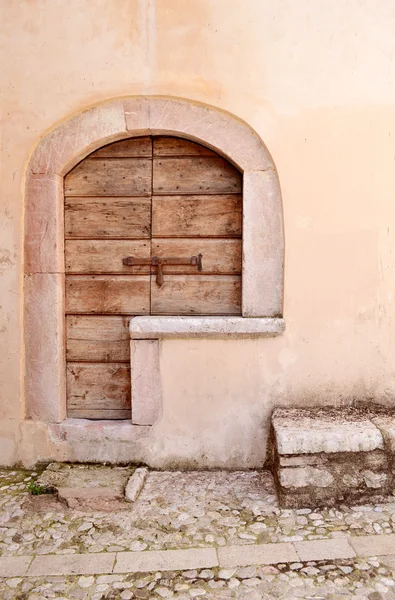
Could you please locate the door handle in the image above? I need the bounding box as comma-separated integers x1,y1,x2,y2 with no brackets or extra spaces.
122,254,203,286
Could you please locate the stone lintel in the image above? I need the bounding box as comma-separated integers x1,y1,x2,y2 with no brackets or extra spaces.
130,316,285,340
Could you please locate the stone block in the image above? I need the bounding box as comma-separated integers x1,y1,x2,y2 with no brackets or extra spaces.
372,417,395,453
294,538,356,562
362,470,388,488
131,339,162,425
273,409,384,455
28,552,116,576
280,466,334,489
0,556,33,577
350,534,395,557
125,467,148,502
114,548,218,573
217,543,298,568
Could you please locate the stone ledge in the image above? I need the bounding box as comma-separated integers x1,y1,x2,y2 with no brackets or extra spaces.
130,316,285,339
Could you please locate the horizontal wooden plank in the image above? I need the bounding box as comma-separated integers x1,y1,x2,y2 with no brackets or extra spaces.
65,197,151,238
153,136,216,157
64,158,152,196
152,195,242,237
65,275,150,314
151,275,241,315
67,409,131,420
153,157,241,195
152,239,242,274
65,240,150,274
89,137,152,158
66,316,131,362
66,363,131,416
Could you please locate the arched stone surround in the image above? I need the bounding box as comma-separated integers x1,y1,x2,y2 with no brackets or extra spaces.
24,97,284,425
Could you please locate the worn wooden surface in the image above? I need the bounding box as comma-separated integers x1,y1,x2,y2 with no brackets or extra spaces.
153,136,216,157
66,276,150,314
66,316,131,362
151,275,241,315
65,240,151,273
64,135,243,419
90,137,152,158
153,157,242,195
65,158,152,197
65,197,151,238
66,362,131,419
152,195,242,237
152,239,241,274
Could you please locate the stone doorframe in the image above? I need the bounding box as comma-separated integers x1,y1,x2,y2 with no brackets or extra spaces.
24,96,285,424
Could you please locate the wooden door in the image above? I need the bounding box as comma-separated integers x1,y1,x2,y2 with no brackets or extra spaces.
64,136,242,419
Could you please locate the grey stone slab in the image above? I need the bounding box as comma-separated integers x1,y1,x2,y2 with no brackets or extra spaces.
130,316,285,339
0,555,33,577
114,548,218,573
218,543,298,567
37,462,134,493
372,417,395,453
350,534,395,557
28,552,116,576
294,538,356,561
272,409,383,455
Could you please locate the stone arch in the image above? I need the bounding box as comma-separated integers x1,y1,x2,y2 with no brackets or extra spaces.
24,97,284,423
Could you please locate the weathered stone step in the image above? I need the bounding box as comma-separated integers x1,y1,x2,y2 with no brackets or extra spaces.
269,406,395,508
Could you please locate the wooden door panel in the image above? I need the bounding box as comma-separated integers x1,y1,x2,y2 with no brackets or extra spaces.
65,158,152,197
153,136,216,157
66,240,150,274
66,276,150,314
67,363,131,419
65,197,151,239
152,195,242,237
90,137,152,158
153,157,242,195
152,239,242,275
66,316,130,362
151,275,241,315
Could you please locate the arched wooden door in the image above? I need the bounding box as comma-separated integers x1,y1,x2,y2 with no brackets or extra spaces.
64,136,242,419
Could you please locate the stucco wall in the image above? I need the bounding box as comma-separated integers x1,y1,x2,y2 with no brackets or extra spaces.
1,0,395,467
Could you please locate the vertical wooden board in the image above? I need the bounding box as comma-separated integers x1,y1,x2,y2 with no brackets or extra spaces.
153,136,216,157
153,157,242,194
66,316,131,362
65,275,150,314
65,240,151,274
66,363,131,417
89,137,152,158
152,195,242,237
65,197,151,238
64,158,152,196
151,275,242,315
152,239,242,274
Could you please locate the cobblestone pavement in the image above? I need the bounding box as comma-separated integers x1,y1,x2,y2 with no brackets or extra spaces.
1,468,395,598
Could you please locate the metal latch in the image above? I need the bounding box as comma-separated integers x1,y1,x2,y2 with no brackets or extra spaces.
122,254,203,286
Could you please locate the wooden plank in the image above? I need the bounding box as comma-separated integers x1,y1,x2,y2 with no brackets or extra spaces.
64,158,152,196
66,363,131,417
66,316,131,362
153,136,216,157
153,157,241,194
152,239,242,274
152,195,242,237
65,240,150,274
89,137,152,158
67,409,131,420
65,197,151,238
65,275,150,314
151,275,241,315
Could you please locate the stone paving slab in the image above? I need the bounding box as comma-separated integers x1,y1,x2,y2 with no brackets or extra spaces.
27,552,116,576
0,555,32,577
350,533,395,557
294,538,356,561
217,541,298,567
114,547,218,573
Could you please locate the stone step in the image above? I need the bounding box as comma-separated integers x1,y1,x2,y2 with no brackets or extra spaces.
269,405,395,508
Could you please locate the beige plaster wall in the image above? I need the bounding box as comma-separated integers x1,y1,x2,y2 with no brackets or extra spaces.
1,0,395,466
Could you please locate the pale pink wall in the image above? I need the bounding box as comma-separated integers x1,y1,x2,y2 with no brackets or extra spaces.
1,0,395,466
